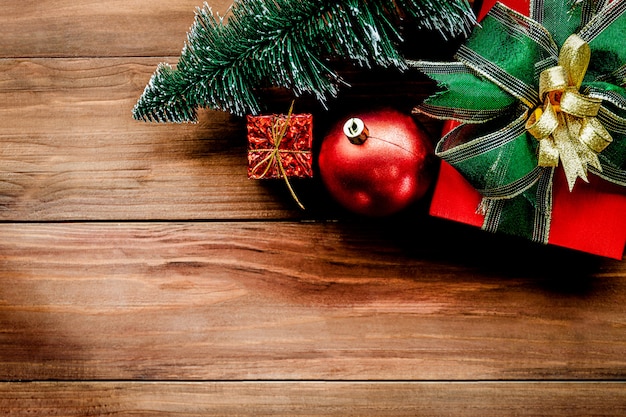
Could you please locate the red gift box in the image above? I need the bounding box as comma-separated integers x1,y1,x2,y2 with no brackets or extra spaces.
428,0,626,259
247,113,313,179
475,0,528,20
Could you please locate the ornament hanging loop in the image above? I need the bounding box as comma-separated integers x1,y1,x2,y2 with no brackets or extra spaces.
343,118,369,144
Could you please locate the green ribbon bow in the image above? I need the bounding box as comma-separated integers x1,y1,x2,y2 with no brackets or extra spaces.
410,0,626,244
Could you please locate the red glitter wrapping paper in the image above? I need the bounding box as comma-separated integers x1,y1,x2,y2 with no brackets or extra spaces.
247,113,313,179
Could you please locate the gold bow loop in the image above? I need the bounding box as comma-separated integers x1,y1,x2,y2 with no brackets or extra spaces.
525,34,613,190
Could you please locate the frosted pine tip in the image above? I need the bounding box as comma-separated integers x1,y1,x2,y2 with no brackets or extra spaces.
343,118,369,144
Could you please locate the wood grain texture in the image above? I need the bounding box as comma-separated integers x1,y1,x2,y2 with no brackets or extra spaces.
0,57,291,220
0,382,625,416
1,222,624,381
0,0,234,58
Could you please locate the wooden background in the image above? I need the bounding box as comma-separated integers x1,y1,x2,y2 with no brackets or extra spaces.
1,1,626,415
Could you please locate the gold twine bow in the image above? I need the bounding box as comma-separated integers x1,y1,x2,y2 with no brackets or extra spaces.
525,34,613,190
249,101,306,209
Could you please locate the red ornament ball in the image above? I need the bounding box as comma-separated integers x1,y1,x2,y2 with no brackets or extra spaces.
318,108,434,216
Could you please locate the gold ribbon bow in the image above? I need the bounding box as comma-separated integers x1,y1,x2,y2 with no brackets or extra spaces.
525,34,613,190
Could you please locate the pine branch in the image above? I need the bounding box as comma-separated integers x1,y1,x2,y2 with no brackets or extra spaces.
397,0,474,39
132,0,475,122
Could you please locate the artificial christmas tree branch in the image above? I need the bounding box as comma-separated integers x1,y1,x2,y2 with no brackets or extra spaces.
132,0,475,122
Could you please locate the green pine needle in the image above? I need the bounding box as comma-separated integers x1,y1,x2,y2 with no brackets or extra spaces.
132,0,475,122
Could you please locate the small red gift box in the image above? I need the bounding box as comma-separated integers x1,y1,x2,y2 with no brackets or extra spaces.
428,0,626,259
246,113,313,180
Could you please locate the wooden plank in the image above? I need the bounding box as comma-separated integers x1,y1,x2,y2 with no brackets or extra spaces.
1,0,234,58
0,382,624,416
0,222,625,381
0,57,308,220
0,57,441,221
